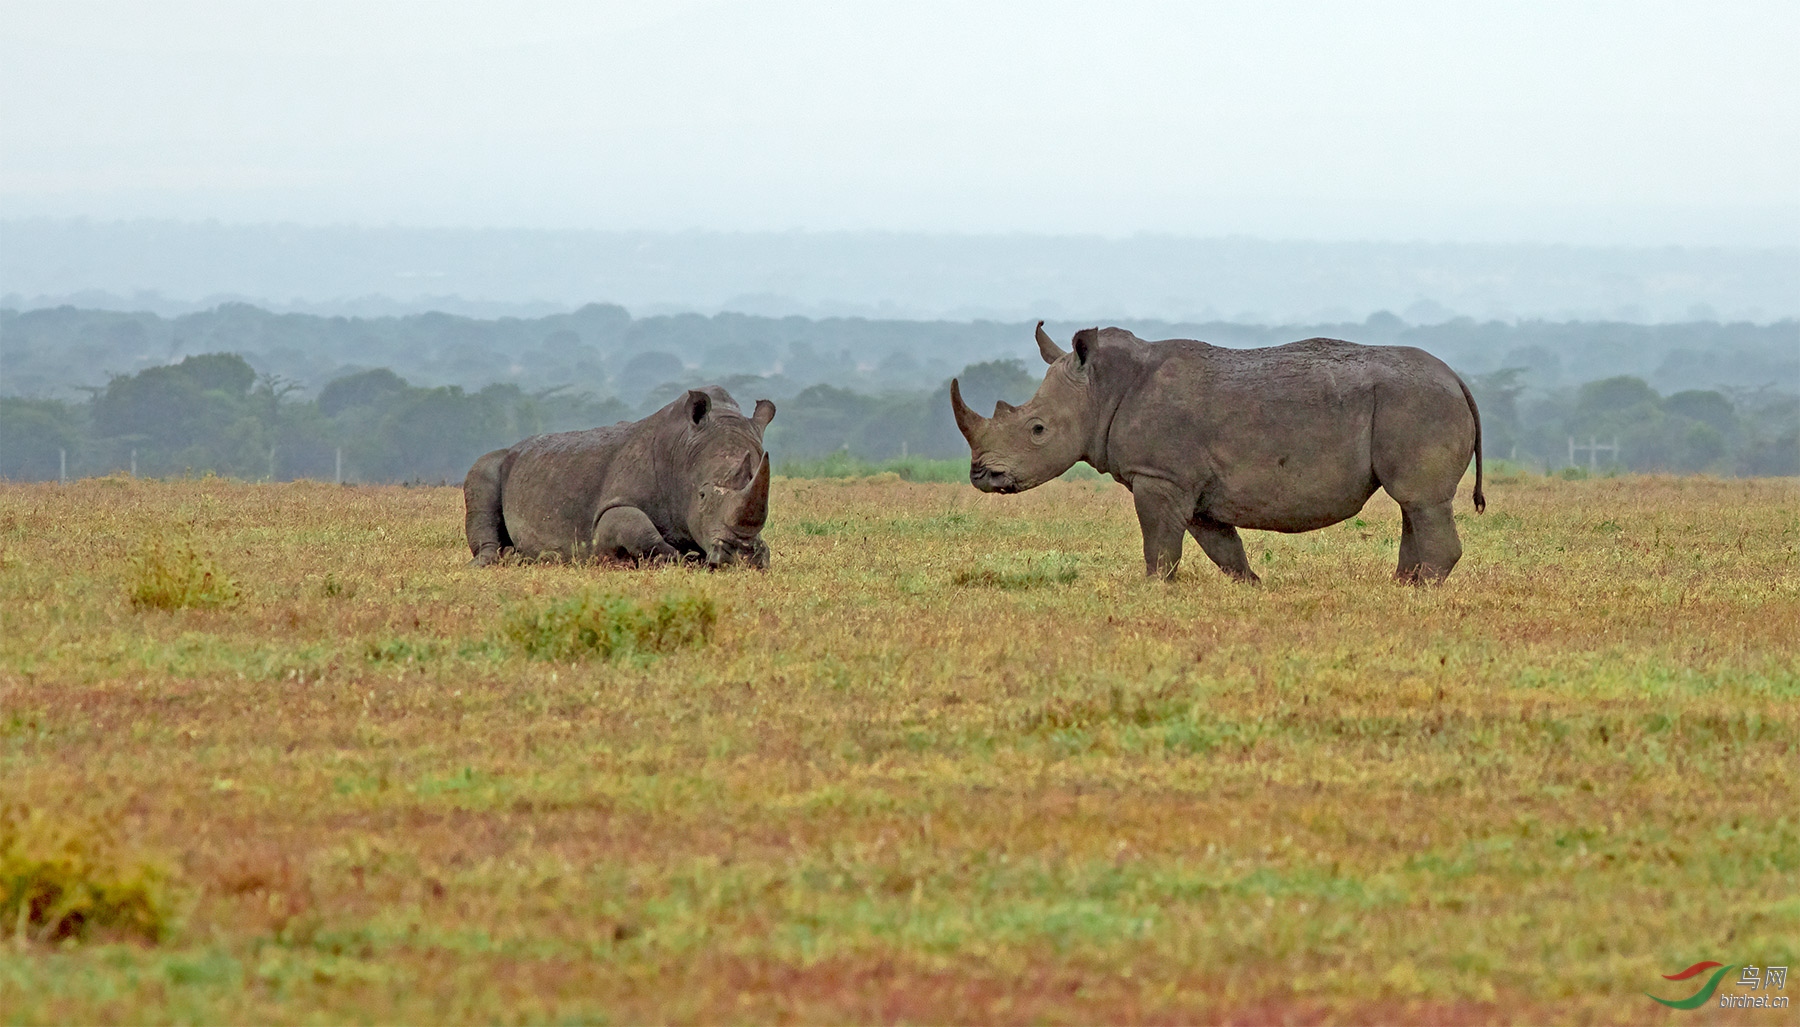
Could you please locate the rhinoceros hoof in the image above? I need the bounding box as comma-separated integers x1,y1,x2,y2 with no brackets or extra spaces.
468,545,517,567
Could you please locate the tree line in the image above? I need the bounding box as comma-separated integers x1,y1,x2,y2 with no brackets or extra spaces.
2,348,1794,483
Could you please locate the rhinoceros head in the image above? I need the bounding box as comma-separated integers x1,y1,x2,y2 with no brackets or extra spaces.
951,322,1096,493
681,390,776,569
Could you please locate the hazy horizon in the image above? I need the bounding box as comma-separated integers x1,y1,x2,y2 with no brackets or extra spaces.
7,220,1798,326
4,2,1796,246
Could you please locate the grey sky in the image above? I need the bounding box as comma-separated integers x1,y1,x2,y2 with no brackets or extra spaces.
3,1,1796,244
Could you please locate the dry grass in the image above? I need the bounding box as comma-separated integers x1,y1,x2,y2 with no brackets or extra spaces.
0,471,1795,1024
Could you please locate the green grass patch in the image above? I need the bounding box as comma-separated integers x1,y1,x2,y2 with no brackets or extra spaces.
952,550,1081,589
499,589,717,661
776,452,970,482
777,452,1106,484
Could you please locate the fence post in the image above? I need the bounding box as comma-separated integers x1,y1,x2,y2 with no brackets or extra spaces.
335,447,343,485
59,448,67,484
130,449,137,477
1587,436,1597,473
1567,436,1575,469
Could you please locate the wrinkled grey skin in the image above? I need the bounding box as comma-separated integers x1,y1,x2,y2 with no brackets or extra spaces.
465,387,776,569
952,323,1484,583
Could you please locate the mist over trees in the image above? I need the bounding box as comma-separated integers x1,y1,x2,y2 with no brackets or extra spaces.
7,222,1800,325
1,303,1794,482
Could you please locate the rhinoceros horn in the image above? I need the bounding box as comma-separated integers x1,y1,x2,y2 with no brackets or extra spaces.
732,452,771,528
950,378,986,442
1035,320,1066,364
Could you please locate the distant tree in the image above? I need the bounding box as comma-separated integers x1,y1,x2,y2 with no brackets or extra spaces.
765,385,869,461
949,359,1039,417
616,351,685,401
1466,368,1528,460
0,398,83,480
532,386,631,434
1577,376,1659,420
318,368,410,417
172,352,257,395
365,386,509,483
90,353,261,475
1662,390,1735,434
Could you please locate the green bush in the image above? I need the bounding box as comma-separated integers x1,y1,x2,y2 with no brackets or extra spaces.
0,804,178,945
501,590,717,661
127,538,239,610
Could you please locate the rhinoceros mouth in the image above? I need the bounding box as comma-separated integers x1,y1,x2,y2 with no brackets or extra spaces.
969,463,1020,494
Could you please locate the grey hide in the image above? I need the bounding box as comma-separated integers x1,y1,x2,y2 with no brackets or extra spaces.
952,323,1484,583
464,386,776,569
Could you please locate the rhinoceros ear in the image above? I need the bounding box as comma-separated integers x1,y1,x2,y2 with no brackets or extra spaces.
1035,321,1066,365
752,399,776,431
684,389,711,425
1072,328,1099,369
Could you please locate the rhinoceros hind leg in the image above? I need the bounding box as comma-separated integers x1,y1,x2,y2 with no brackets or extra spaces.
1395,500,1462,584
1188,516,1260,583
594,506,681,565
464,448,514,562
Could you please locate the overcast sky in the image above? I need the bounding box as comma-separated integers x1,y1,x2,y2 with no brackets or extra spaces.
3,1,1796,244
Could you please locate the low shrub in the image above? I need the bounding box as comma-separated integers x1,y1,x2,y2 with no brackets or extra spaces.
0,804,178,945
127,537,239,610
501,590,717,661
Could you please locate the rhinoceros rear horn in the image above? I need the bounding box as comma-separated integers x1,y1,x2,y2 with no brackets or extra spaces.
735,452,771,528
950,378,985,443
1035,320,1066,364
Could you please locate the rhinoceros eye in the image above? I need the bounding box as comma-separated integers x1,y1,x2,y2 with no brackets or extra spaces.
1032,423,1046,435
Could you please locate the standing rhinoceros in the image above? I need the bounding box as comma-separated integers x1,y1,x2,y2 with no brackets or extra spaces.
951,323,1484,583
464,386,776,568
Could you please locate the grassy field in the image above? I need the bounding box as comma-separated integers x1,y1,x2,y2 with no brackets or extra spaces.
1,470,1796,1024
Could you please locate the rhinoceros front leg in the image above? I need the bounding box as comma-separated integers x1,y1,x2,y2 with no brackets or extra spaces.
1189,515,1260,583
1395,499,1462,584
1131,478,1192,580
593,506,681,565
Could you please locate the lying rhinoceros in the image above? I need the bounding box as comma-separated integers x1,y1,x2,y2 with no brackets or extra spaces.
951,323,1484,583
464,386,776,568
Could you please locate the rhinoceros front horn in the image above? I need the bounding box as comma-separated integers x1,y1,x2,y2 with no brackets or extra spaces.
950,378,985,443
734,452,771,529
1035,320,1066,364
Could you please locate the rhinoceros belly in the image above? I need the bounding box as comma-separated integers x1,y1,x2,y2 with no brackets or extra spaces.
1192,394,1380,533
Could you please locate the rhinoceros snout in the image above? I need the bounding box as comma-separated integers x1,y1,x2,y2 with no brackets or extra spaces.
970,463,1017,494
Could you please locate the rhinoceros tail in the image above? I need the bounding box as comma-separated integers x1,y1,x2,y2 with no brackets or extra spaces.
1456,376,1486,514
463,448,515,562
